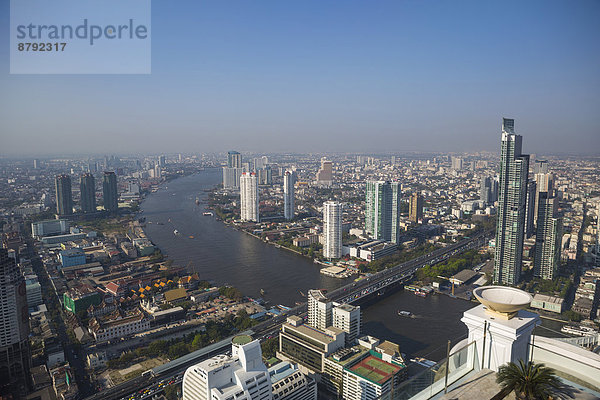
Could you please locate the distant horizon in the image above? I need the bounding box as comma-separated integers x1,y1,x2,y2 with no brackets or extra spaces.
1,1,599,155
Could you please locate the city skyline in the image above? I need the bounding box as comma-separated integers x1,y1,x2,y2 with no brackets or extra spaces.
1,1,599,155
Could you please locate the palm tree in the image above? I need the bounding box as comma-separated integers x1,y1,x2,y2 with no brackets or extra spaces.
496,360,574,400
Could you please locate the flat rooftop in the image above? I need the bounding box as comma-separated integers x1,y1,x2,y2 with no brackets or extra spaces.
348,354,401,384
284,322,339,344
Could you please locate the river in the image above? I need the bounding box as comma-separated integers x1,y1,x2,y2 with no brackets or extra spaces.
139,169,565,361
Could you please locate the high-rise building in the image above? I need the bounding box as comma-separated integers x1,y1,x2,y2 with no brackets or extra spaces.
283,170,295,220
0,249,31,397
365,181,401,244
315,159,333,186
227,150,242,168
182,337,272,400
55,174,73,216
269,362,317,400
493,118,529,285
102,172,118,212
332,304,361,346
223,167,244,189
451,156,463,171
80,173,96,213
257,166,273,185
534,193,562,280
308,289,332,330
158,154,166,166
323,201,342,259
240,172,259,222
524,181,537,238
479,176,498,205
409,193,423,223
533,159,549,175
534,172,554,226
33,159,39,169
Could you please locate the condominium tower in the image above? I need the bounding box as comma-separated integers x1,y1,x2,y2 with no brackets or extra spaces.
534,192,562,280
323,201,342,259
315,159,333,186
365,181,401,244
102,171,118,212
240,172,259,222
409,193,423,223
55,174,73,216
493,118,529,285
80,173,96,213
283,170,295,220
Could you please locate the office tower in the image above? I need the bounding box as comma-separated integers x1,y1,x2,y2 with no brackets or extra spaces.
33,159,39,169
182,338,272,400
80,173,96,213
534,193,562,280
323,201,342,259
55,174,73,216
283,170,295,220
223,167,244,189
227,150,242,168
102,171,118,212
0,249,31,397
240,172,259,222
308,289,332,330
524,181,537,238
332,304,361,346
391,155,396,166
493,118,529,285
365,181,401,244
279,315,345,374
451,156,463,171
409,193,423,223
158,154,166,166
315,159,333,186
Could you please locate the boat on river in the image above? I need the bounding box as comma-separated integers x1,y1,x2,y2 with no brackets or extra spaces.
398,310,412,317
173,229,180,236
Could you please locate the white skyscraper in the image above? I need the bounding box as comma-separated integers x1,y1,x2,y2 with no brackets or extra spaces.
182,337,272,400
283,170,295,220
323,201,342,259
240,172,259,222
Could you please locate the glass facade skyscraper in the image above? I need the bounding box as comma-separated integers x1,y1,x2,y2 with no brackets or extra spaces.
493,118,529,285
80,173,96,213
365,181,401,244
55,174,73,216
102,171,118,212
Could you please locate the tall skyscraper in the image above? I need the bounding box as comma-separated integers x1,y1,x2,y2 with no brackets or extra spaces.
223,167,244,189
365,181,401,244
0,249,31,397
323,201,342,259
534,172,554,226
80,173,96,213
102,171,118,212
240,172,259,222
533,159,549,175
524,181,537,238
227,150,242,168
480,176,492,204
534,193,562,280
493,118,529,285
55,174,73,216
283,170,295,220
409,193,423,223
315,159,333,186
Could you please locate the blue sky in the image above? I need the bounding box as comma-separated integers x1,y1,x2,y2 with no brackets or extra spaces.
1,0,599,155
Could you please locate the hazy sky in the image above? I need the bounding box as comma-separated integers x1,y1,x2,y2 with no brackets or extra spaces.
1,0,599,156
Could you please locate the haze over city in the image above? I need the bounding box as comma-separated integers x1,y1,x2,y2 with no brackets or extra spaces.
1,0,599,155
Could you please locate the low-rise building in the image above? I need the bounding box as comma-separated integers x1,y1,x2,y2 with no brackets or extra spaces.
87,352,107,369
88,308,150,343
59,248,86,268
63,284,101,314
530,294,565,314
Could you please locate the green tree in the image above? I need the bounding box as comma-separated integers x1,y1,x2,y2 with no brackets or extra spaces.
496,360,573,400
261,337,279,360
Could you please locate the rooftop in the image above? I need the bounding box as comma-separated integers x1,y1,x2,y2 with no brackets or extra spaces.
348,353,401,384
